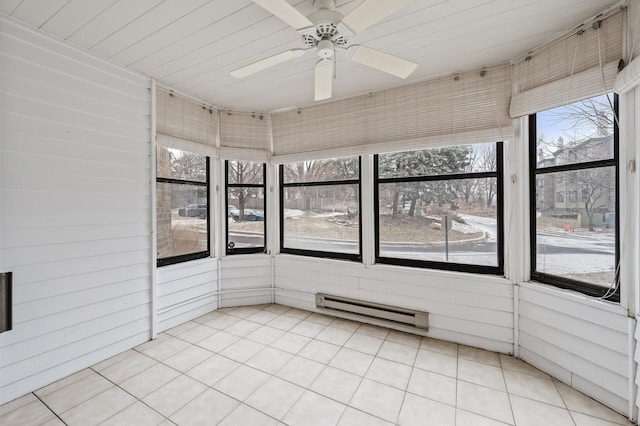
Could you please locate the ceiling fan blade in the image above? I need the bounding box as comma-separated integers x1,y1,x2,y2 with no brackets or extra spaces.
341,0,414,34
346,45,417,78
253,0,314,31
315,59,334,101
230,49,306,79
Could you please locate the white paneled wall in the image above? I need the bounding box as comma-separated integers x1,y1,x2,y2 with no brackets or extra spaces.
519,283,633,415
0,18,152,404
219,255,273,307
275,256,514,354
156,258,218,333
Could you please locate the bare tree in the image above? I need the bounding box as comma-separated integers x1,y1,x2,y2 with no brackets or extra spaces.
228,161,263,221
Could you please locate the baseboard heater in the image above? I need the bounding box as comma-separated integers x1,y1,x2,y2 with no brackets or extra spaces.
315,293,428,330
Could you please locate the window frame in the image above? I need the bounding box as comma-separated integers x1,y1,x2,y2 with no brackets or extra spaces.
374,142,505,275
528,95,620,301
279,157,362,262
225,160,267,255
156,155,211,267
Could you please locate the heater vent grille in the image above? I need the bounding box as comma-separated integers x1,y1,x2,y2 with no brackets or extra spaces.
315,293,428,330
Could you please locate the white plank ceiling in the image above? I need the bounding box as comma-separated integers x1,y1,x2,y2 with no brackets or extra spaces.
1,0,622,112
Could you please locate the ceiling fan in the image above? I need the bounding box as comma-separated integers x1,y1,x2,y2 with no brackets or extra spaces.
230,0,418,101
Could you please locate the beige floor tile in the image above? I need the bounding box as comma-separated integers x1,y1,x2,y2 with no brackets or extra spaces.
0,393,38,416
458,358,506,391
315,326,354,346
329,347,374,376
510,394,574,426
310,366,362,404
289,319,326,338
456,380,514,425
283,390,346,426
337,407,394,426
245,376,305,419
36,369,94,397
213,365,271,401
61,387,136,426
246,325,286,345
503,369,564,407
350,378,405,423
100,401,166,426
355,324,390,340
246,346,294,374
143,375,208,417
270,332,311,354
571,411,634,425
306,312,334,325
420,337,458,357
97,351,157,384
197,330,240,353
135,334,191,361
330,318,361,331
456,409,510,425
267,315,302,331
246,310,281,325
283,308,313,320
344,333,384,355
263,304,291,314
365,357,412,390
91,351,138,373
186,353,241,386
170,388,239,426
225,319,263,337
398,392,456,426
40,417,66,426
119,363,181,399
164,321,198,337
39,372,113,414
203,313,242,329
498,354,549,378
458,345,501,367
220,306,261,319
275,355,324,387
407,367,457,406
414,348,457,378
555,380,630,424
0,399,55,426
377,340,418,366
219,338,266,363
162,345,213,372
386,330,422,348
218,403,279,426
298,339,341,364
192,311,224,324
175,323,218,344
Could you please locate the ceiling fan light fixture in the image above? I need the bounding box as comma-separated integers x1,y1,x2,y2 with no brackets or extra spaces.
314,59,334,101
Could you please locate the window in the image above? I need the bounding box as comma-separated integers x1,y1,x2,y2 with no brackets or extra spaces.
280,157,361,260
226,161,266,255
156,147,210,266
529,94,618,300
375,143,504,274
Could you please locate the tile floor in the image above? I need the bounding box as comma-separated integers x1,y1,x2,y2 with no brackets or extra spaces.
0,304,635,426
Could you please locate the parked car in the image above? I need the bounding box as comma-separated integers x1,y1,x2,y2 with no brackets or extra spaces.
178,204,207,219
228,205,239,217
229,208,264,221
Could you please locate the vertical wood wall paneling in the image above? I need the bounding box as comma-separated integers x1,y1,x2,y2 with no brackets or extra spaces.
274,256,514,353
518,284,632,415
0,17,152,404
